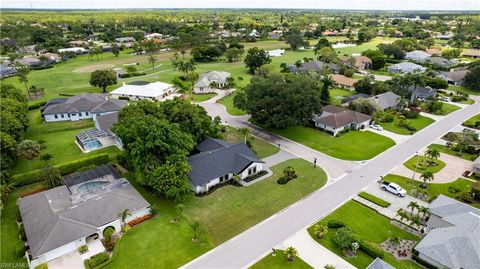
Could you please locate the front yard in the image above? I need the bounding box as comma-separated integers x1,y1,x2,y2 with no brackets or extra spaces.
222,126,279,159
428,144,478,161
265,126,395,160
377,114,434,135
403,156,446,174
330,88,354,106
12,110,121,175
108,158,327,267
250,251,312,269
217,91,247,116
422,102,461,116
463,114,480,130
307,200,420,269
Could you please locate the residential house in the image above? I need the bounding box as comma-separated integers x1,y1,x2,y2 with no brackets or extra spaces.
76,112,123,152
366,258,394,269
110,81,177,101
436,33,453,40
312,105,371,136
193,71,231,94
440,69,469,86
408,86,436,101
462,49,480,58
42,52,61,63
144,33,162,40
58,47,89,55
340,55,372,70
15,56,42,68
414,195,480,269
267,30,283,39
425,48,441,57
298,61,340,74
188,138,265,194
370,92,401,110
427,57,457,68
405,50,431,63
267,49,285,57
115,37,136,43
17,165,150,268
331,74,357,90
340,93,370,105
42,93,127,122
387,62,426,74
0,64,16,78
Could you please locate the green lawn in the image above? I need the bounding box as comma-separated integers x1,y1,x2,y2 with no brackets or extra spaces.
307,200,420,269
463,114,480,129
383,174,478,206
330,87,354,106
12,110,121,175
378,115,434,135
222,126,279,159
263,126,395,160
188,92,217,103
250,251,313,269
184,158,327,244
217,91,247,116
428,144,478,161
403,156,446,174
422,102,461,116
449,85,480,96
358,192,391,207
0,183,44,267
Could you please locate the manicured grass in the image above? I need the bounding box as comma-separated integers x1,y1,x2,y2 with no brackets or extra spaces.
184,158,327,244
422,102,461,116
222,126,279,159
307,200,420,269
109,159,327,268
263,126,395,160
378,115,434,135
330,87,354,106
403,156,446,174
367,68,392,77
188,92,217,103
428,144,478,161
449,85,480,96
250,251,312,269
358,192,391,207
217,91,247,116
1,182,44,267
11,110,121,175
463,114,480,129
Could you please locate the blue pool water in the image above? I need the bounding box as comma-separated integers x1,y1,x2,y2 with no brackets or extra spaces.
76,181,109,193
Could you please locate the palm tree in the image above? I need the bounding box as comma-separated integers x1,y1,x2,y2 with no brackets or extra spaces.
418,206,431,220
0,182,16,203
284,247,298,262
324,265,336,269
420,171,434,188
16,140,41,169
237,128,251,144
177,59,197,75
148,55,158,69
409,214,422,229
407,201,419,215
396,209,409,223
191,221,207,242
174,203,185,222
320,73,334,105
117,209,131,227
425,148,440,165
314,224,328,239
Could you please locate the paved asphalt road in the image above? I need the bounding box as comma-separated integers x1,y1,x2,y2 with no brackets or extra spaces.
184,101,479,269
198,91,358,179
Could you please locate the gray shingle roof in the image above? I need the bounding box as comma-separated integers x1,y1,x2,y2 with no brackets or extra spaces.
313,105,372,129
371,92,400,110
366,258,395,269
18,168,149,258
415,195,480,269
341,93,370,104
387,62,426,73
194,71,231,88
95,112,119,131
299,61,339,73
42,94,127,115
188,139,264,186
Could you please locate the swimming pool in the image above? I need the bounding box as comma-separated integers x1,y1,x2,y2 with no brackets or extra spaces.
76,181,109,193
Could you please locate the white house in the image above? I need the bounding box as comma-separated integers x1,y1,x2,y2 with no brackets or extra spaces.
58,47,89,54
110,81,176,101
312,105,371,136
267,49,285,57
188,138,265,194
387,62,426,73
193,71,231,94
17,165,150,269
144,33,163,40
41,94,127,123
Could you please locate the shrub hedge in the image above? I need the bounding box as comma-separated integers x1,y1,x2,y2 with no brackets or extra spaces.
359,241,384,259
12,154,110,186
85,252,110,269
243,170,268,182
358,192,391,207
28,101,47,110
327,219,346,228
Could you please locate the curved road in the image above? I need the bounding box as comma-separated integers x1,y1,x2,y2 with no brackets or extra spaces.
184,96,479,269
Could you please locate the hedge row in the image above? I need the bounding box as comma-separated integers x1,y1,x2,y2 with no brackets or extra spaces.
243,170,268,182
358,192,391,208
28,101,47,110
84,252,110,269
12,154,110,186
359,241,384,259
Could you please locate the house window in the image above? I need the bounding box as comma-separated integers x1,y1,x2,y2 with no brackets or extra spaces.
61,114,64,118
86,112,89,116
79,112,82,117
54,114,58,119
71,113,76,116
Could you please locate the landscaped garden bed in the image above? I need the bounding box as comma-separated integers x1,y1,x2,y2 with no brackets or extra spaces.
427,144,478,161
403,156,446,174
250,250,312,269
463,114,480,130
375,110,434,135
307,200,420,269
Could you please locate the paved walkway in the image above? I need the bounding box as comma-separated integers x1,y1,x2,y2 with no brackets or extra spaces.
198,95,359,179
390,149,473,183
368,128,411,144
279,230,355,269
420,112,444,121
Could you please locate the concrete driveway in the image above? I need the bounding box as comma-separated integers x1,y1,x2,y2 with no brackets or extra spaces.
369,128,411,144
48,251,84,269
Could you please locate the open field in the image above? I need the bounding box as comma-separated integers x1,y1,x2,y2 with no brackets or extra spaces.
262,126,395,160
307,200,420,269
12,110,121,175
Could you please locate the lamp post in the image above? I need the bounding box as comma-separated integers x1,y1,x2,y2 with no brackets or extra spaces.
411,151,419,184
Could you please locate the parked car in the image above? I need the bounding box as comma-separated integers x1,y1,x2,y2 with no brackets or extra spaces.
440,96,451,102
370,124,383,131
380,181,406,197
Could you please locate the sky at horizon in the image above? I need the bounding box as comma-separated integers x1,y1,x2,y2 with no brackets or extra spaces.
1,0,479,11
